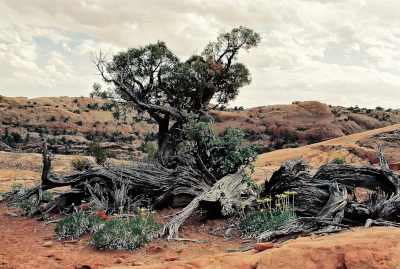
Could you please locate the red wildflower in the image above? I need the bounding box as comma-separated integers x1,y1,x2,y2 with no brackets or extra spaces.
97,211,104,217
103,215,109,220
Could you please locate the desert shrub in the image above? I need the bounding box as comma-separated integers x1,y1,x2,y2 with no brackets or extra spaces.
87,216,106,233
19,195,38,211
11,183,24,190
330,152,346,164
239,193,297,238
54,211,90,239
42,190,53,202
145,141,158,161
90,217,161,251
88,139,107,165
75,120,83,126
70,155,93,171
183,115,259,177
330,157,346,164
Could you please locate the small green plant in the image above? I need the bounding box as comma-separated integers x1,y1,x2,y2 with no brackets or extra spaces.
11,183,24,190
19,195,38,211
42,190,53,202
88,138,107,165
330,152,346,164
70,155,93,171
239,192,297,238
90,217,161,251
54,211,90,239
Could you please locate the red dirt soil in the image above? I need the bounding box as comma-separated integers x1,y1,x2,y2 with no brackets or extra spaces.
0,206,252,269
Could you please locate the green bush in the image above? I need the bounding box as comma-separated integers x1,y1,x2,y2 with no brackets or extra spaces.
54,211,90,239
330,157,346,164
70,155,93,171
239,210,296,237
239,193,297,238
88,216,106,233
11,183,24,190
42,190,53,202
19,195,38,211
88,139,107,165
90,217,161,251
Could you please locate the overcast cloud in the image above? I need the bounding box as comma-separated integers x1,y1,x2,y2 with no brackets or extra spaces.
0,0,400,109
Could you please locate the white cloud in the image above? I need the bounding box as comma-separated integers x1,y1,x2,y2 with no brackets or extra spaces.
0,0,400,109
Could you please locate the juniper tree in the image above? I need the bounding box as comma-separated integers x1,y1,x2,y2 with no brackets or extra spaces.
92,26,261,174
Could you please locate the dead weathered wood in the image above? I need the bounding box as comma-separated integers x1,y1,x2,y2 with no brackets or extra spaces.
258,143,400,242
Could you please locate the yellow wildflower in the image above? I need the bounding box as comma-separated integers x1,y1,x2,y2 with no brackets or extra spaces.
265,198,270,202
246,202,250,205
275,194,280,198
140,207,146,212
113,214,118,216
151,211,156,214
241,206,245,209
119,206,123,210
260,209,264,212
220,258,223,262
284,191,290,194
211,258,215,262
281,194,287,198
292,191,297,195
257,199,262,203
277,204,281,207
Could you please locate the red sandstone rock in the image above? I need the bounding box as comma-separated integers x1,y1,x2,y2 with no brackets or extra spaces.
165,255,180,261
254,242,274,251
43,241,53,247
102,227,400,269
115,257,124,264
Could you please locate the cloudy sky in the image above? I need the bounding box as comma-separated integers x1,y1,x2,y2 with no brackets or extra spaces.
1,0,400,109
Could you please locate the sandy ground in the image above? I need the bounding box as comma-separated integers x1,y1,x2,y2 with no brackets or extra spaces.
1,123,400,268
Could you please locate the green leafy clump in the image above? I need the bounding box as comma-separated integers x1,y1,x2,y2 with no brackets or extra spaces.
87,216,106,233
239,192,297,238
330,157,346,164
183,115,260,177
70,155,93,171
19,195,38,211
239,210,296,238
54,211,90,239
11,183,24,190
88,138,107,165
330,153,346,164
42,190,53,202
90,217,161,251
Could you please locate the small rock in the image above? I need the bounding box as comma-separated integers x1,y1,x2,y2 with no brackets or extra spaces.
165,256,180,261
115,257,125,264
134,261,145,266
310,234,318,240
79,265,93,269
118,254,129,259
254,242,274,251
43,241,53,247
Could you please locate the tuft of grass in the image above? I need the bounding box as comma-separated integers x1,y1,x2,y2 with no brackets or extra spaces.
70,155,93,171
11,183,24,190
239,210,296,237
90,217,161,251
239,192,297,238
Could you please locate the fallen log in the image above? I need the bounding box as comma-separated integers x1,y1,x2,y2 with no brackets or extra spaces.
258,143,400,241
